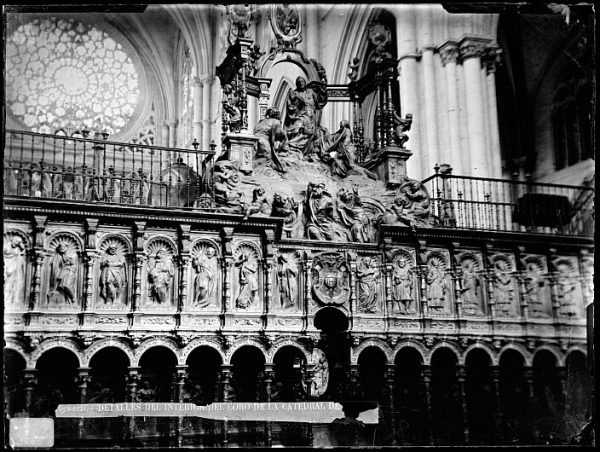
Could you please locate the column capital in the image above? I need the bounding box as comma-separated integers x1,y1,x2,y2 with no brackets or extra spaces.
458,36,491,62
438,41,460,66
166,119,178,128
482,46,503,74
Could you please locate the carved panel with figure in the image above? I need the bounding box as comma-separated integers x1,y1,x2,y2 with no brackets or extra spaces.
144,238,177,308
3,230,29,310
190,241,220,310
457,251,485,317
96,236,130,309
520,255,551,319
275,250,301,312
552,256,583,318
356,256,382,314
46,233,82,309
424,250,452,316
489,253,519,318
389,248,417,315
233,243,261,311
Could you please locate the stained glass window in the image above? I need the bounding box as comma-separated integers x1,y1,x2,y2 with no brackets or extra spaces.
6,17,140,135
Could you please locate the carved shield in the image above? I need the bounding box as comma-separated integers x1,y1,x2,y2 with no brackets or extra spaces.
312,254,350,307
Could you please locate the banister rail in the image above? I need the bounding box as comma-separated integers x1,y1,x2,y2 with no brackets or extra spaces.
4,129,216,210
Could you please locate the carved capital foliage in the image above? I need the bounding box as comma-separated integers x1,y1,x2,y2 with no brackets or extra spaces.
459,42,486,62
439,43,459,66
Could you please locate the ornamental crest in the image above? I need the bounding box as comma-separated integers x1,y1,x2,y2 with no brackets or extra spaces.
312,253,350,307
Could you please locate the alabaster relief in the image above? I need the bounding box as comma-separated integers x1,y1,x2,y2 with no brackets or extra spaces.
145,238,176,306
458,252,485,316
233,243,261,310
552,257,582,318
191,242,220,309
425,251,451,315
311,253,350,308
390,249,416,314
47,233,81,308
97,236,129,308
275,250,301,312
356,256,381,314
490,254,518,317
521,255,551,318
3,230,28,308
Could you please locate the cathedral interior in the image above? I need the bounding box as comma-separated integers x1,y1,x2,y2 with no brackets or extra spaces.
3,3,595,447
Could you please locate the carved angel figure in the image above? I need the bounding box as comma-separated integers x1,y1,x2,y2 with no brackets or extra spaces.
49,243,78,305
243,187,271,220
3,235,26,305
192,247,218,308
304,182,347,241
99,245,127,305
148,249,174,304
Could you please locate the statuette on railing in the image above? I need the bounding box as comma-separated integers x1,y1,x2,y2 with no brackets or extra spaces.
347,57,360,81
391,112,413,148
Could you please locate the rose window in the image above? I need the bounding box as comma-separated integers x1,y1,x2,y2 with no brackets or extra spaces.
6,17,140,135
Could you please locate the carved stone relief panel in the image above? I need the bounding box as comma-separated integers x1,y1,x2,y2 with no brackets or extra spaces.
552,256,584,318
45,233,82,310
3,229,29,310
520,254,551,319
144,237,177,308
190,240,221,311
275,250,302,312
457,251,485,317
96,235,131,309
580,255,594,304
389,248,417,315
356,256,383,314
489,253,519,318
425,249,452,316
311,252,350,309
232,242,261,311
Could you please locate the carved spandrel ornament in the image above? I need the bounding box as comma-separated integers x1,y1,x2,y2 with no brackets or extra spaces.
490,254,518,318
270,4,302,51
356,256,381,314
191,243,219,309
311,253,350,308
425,252,451,315
3,230,28,308
553,257,582,318
97,237,129,308
458,252,485,316
521,256,550,319
47,234,81,308
146,240,176,306
276,250,301,312
233,244,260,310
391,249,416,314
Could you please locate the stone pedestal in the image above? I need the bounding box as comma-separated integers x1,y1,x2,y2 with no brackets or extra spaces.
365,146,413,188
222,133,258,175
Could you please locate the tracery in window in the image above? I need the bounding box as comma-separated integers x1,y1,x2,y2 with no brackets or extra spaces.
6,17,140,135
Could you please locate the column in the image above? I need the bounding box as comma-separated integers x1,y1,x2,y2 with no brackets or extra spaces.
420,366,434,444
247,96,258,133
161,122,170,148
457,366,470,444
23,369,37,416
263,364,274,446
175,365,188,447
490,366,502,420
421,46,439,174
349,364,361,399
210,79,222,148
219,364,233,447
523,367,537,442
439,42,463,175
201,79,212,152
192,77,204,147
485,47,503,178
126,367,141,439
556,366,568,420
77,367,91,439
459,38,489,176
385,364,397,445
167,119,178,149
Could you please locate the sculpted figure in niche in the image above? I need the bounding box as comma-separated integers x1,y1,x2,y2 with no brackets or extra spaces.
192,247,218,308
99,245,127,305
48,243,78,305
392,256,413,313
492,258,514,317
254,107,288,173
336,187,371,243
235,249,258,309
460,259,482,315
357,257,379,313
277,253,298,310
283,76,327,156
3,234,26,305
523,261,546,318
148,249,174,304
426,258,447,312
556,262,578,317
304,182,347,241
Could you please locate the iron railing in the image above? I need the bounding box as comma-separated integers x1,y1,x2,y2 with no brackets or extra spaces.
4,129,216,209
422,173,595,236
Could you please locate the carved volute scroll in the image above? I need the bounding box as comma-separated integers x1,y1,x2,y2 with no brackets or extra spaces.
190,241,220,310
458,252,485,317
490,253,518,318
425,251,451,316
275,250,301,312
46,233,82,309
233,243,261,311
553,257,582,318
3,230,29,309
356,256,382,314
96,236,130,309
311,252,350,309
521,256,551,319
390,248,416,314
145,238,177,307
